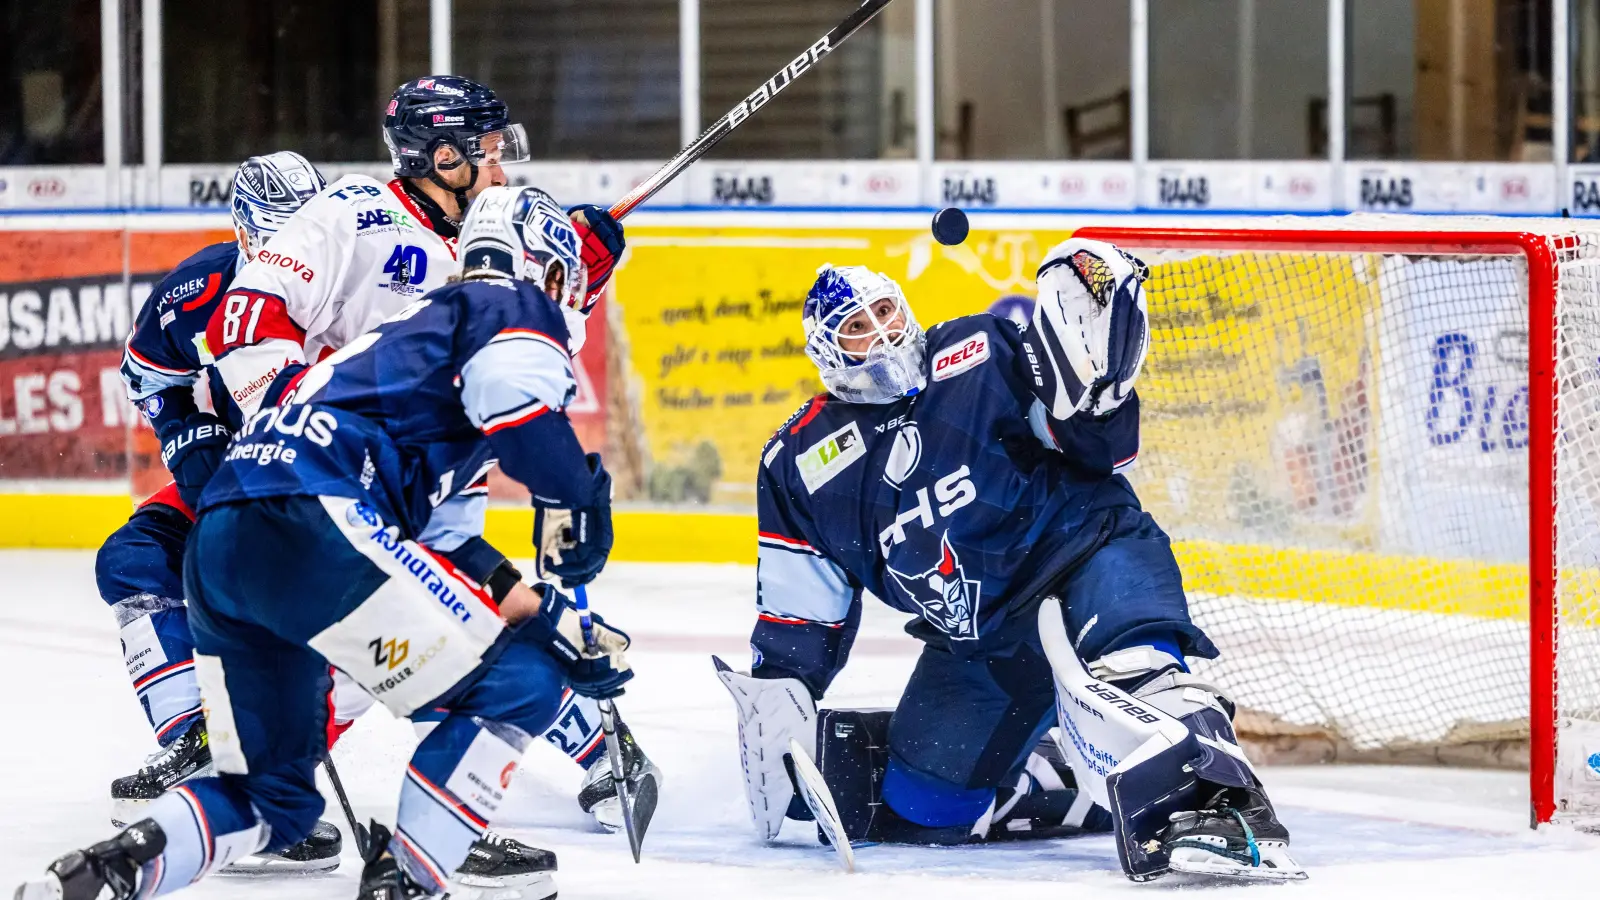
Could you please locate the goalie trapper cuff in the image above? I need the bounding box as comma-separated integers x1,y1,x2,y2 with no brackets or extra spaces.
439,536,523,601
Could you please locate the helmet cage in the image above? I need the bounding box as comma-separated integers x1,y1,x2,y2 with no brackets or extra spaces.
803,267,927,404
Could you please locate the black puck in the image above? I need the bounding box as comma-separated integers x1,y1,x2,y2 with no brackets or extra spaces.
931,207,969,246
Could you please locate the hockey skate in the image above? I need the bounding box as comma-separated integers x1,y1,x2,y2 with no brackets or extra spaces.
109,720,342,874
357,822,432,900
14,819,167,900
1161,785,1305,881
109,719,213,827
576,721,661,833
448,832,558,900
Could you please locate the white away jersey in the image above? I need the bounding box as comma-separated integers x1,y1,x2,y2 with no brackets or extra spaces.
203,175,457,416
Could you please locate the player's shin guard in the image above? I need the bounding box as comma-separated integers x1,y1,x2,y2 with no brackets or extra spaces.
395,714,531,894
113,596,202,744
135,780,270,894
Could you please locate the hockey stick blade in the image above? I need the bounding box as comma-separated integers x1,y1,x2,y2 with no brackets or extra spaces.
599,699,646,863
786,737,855,873
609,0,897,219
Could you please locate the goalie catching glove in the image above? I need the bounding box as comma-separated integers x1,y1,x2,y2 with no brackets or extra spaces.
1030,238,1150,417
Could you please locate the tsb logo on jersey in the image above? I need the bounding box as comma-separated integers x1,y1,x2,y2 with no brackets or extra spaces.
932,333,989,382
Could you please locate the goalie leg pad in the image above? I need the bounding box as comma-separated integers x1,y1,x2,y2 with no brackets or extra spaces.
713,656,818,841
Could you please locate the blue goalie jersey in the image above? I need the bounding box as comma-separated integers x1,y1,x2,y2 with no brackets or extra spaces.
199,278,592,544
753,313,1143,695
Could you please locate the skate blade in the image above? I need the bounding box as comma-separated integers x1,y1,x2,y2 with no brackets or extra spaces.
110,797,151,829
448,871,557,900
13,877,63,900
216,853,341,876
1168,841,1307,882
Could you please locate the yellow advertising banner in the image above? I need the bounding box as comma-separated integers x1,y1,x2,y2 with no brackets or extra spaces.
611,225,1074,507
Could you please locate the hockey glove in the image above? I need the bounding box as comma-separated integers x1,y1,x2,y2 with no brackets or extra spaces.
531,453,614,588
1032,238,1150,417
539,587,633,699
158,412,232,510
568,204,625,304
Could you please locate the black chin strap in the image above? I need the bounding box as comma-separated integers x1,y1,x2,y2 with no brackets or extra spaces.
425,138,477,230
400,178,460,240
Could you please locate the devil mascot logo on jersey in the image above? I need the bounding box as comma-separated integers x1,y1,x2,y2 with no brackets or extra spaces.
886,531,981,640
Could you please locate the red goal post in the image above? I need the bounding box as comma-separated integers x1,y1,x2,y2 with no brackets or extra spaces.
1069,221,1599,827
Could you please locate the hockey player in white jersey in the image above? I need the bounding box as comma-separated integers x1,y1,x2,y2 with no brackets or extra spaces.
198,77,655,882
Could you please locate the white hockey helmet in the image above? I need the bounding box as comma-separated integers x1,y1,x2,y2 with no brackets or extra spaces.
230,151,326,261
802,264,926,404
458,185,588,311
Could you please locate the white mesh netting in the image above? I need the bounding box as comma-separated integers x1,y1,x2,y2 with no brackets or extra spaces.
1100,221,1600,820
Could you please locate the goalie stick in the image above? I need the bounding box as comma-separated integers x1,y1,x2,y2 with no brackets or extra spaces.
574,585,657,862
607,0,898,219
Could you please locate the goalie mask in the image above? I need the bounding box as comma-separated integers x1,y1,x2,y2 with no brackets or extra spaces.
458,186,588,315
803,264,926,405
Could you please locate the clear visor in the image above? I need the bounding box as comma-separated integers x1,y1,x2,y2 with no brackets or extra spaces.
467,124,530,166
541,257,589,312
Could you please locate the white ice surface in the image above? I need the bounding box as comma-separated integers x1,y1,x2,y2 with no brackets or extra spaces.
1,551,1597,899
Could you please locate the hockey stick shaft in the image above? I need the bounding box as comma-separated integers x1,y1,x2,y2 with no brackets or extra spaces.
607,0,897,219
573,585,644,862
322,757,370,858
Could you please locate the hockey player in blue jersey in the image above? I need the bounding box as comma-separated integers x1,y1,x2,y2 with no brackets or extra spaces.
15,186,630,900
100,151,344,871
716,242,1306,882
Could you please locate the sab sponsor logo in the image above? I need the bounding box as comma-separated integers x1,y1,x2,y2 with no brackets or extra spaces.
712,175,774,205
1360,176,1413,209
255,250,315,283
356,208,413,231
931,332,989,382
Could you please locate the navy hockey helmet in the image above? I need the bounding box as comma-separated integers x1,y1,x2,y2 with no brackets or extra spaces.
383,76,529,210
230,151,326,261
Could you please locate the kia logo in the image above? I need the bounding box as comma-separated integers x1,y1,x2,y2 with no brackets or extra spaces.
1058,177,1087,195
865,173,900,193
1503,178,1529,199
1102,177,1130,195
28,178,66,199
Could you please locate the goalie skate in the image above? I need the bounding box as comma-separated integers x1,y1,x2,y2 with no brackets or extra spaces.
1161,788,1306,882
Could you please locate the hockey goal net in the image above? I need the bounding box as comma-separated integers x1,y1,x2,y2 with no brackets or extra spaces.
1072,218,1600,827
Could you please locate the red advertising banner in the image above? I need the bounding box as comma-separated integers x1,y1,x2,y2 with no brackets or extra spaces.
0,227,610,504
0,230,231,486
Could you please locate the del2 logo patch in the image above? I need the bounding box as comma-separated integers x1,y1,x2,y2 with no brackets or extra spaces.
932,332,989,382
